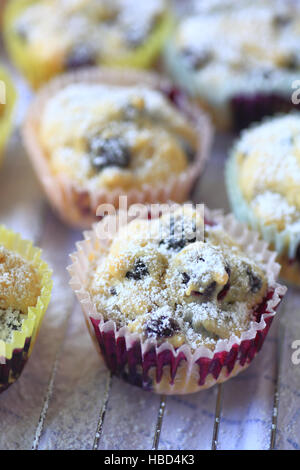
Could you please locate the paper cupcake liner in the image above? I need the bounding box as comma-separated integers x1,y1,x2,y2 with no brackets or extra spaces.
230,93,299,132
0,226,52,393
164,41,299,132
22,67,213,229
68,207,286,395
225,147,300,262
0,66,16,167
3,0,173,89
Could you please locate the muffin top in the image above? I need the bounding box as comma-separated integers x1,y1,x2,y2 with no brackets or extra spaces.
39,82,197,191
171,0,300,102
0,246,41,342
234,113,300,233
88,207,268,351
14,0,167,68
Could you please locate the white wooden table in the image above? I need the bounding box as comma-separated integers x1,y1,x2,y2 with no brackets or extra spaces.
0,55,300,451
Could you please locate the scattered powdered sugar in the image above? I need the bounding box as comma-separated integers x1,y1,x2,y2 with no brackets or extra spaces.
15,0,166,59
0,245,41,314
89,209,267,351
173,1,300,104
39,82,194,191
236,114,300,231
251,192,299,226
0,308,25,343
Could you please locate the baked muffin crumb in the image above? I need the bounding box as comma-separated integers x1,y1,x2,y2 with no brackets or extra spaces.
39,83,197,192
235,113,300,233
88,208,268,351
0,245,41,314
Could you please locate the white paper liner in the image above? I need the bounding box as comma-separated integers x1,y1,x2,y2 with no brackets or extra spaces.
68,206,287,394
22,67,214,229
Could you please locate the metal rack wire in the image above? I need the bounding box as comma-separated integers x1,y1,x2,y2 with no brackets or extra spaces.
91,305,288,450
1,50,297,451
0,131,293,452
30,316,286,451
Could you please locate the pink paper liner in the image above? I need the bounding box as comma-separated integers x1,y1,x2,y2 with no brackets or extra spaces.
0,337,31,393
22,67,214,229
68,207,287,394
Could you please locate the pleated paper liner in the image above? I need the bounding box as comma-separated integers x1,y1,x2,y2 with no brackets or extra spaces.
68,207,287,395
3,0,174,90
23,67,214,229
0,66,16,167
164,40,300,132
226,145,300,287
0,226,52,393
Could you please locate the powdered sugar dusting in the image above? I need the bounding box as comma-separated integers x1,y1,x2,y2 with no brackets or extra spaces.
236,114,300,232
173,1,300,104
15,0,166,60
89,208,268,351
0,245,41,314
39,82,195,191
0,308,25,342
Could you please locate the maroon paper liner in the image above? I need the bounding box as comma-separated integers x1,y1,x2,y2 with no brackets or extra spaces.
230,92,300,132
0,337,31,394
88,289,283,393
69,207,287,394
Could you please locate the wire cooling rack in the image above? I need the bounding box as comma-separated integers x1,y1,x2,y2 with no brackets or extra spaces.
0,63,299,451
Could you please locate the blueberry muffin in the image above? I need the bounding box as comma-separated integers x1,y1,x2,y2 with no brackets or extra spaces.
0,246,41,342
70,205,286,393
23,68,212,228
89,207,268,349
164,0,300,131
0,227,52,393
226,113,300,286
4,0,172,89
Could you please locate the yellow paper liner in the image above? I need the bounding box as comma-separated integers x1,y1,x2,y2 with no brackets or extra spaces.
0,65,16,167
68,207,287,394
3,0,173,89
22,67,213,229
0,226,52,392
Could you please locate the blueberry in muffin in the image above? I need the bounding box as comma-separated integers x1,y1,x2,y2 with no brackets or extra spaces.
0,245,41,342
23,68,212,229
164,0,300,131
70,204,286,393
89,207,269,351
